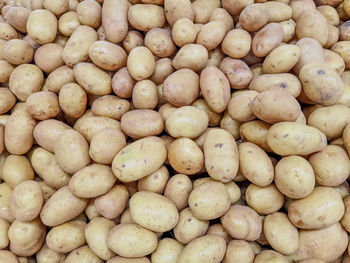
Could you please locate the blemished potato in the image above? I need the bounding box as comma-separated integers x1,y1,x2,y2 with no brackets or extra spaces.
26,9,57,44
46,220,86,253
91,95,130,120
223,240,255,263
0,22,18,40
220,58,252,89
94,185,129,219
10,180,43,222
151,238,184,263
3,39,34,65
65,245,103,263
0,218,10,249
145,28,176,58
221,29,251,59
238,142,274,187
127,46,155,81
275,155,315,199
173,44,208,72
239,4,269,32
76,0,101,28
164,0,194,26
46,66,75,94
36,243,66,263
178,235,226,263
252,23,284,57
128,4,165,31
267,122,327,156
0,88,16,114
58,11,80,36
227,90,258,122
132,80,158,109
221,205,262,241
0,182,15,222
138,166,169,194
288,186,344,229
107,223,158,258
107,257,150,263
122,30,144,54
26,91,60,120
34,43,64,73
189,181,231,220
4,6,31,33
171,18,196,47
239,120,271,152
164,173,192,210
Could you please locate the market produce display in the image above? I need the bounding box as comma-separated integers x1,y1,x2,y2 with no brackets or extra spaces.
0,0,350,262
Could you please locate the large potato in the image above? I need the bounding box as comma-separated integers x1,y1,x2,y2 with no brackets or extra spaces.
151,238,184,263
127,46,155,81
220,58,252,90
3,39,34,65
76,0,101,28
221,29,251,59
26,91,60,120
227,90,258,122
26,9,57,44
223,240,254,263
239,4,269,32
34,43,64,73
128,4,165,31
5,6,31,33
2,155,34,188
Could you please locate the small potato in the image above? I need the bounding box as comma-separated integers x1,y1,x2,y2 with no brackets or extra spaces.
163,69,199,106
94,185,128,219
275,155,315,199
89,129,126,165
145,28,176,58
209,8,233,32
196,21,226,51
189,181,231,220
294,38,325,74
222,0,254,16
252,23,284,57
138,166,169,194
0,60,15,83
220,58,252,89
107,223,158,258
69,164,116,198
59,82,87,118
9,64,44,102
254,250,288,263
173,44,208,72
150,58,174,85
168,138,204,175
26,9,57,44
200,66,230,113
299,61,344,105
178,235,226,263
171,18,196,47
46,220,86,253
267,122,327,156
0,88,16,114
164,173,192,211
164,0,194,26
0,218,10,249
89,40,127,71
34,43,64,73
10,181,43,222
288,186,344,229
3,39,34,65
239,4,269,32
296,10,328,46
221,205,262,241
151,238,184,263
166,106,209,139
40,186,88,227
58,11,80,36
77,0,101,28
252,90,301,124
132,80,158,109
240,120,271,152
43,0,69,15
46,66,75,94
0,182,15,222
128,4,165,31
36,243,66,263
228,90,259,122
26,91,60,120
246,184,284,215
65,245,102,263
221,29,251,58
112,136,167,182
127,46,155,81
223,240,255,263
5,110,36,155
112,67,135,99
122,31,144,54
262,44,300,73
4,6,31,33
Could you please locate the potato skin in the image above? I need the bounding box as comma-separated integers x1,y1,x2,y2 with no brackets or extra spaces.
27,9,57,45
128,4,166,31
252,23,284,57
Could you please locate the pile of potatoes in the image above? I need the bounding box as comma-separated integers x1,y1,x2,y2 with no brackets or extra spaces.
1,0,350,262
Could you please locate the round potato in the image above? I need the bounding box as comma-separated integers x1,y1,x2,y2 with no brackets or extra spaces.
239,4,269,32
196,21,226,51
26,91,60,120
127,46,155,81
3,39,34,65
223,240,255,263
221,29,251,58
122,30,144,54
34,43,64,73
0,250,19,263
228,90,258,122
4,6,31,33
220,58,252,89
2,155,34,188
138,166,169,194
144,28,176,58
26,9,57,44
76,0,101,28
58,11,80,36
132,80,158,109
128,4,165,31
173,44,208,72
171,18,196,47
164,0,194,26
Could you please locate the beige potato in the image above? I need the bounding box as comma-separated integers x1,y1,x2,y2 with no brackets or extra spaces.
324,49,345,75
191,0,220,24
238,142,274,186
46,220,86,253
341,195,350,232
222,0,254,16
0,250,18,263
3,39,34,65
223,240,255,263
46,66,75,94
164,174,192,211
128,4,165,31
178,235,226,263
0,182,15,222
239,4,269,32
58,11,80,36
189,181,231,220
10,181,43,222
209,8,233,32
0,23,18,40
91,95,130,120
240,120,271,152
34,43,64,73
254,250,288,263
36,243,66,263
207,47,226,68
112,68,135,98
221,205,262,241
192,99,222,127
127,46,155,81
0,217,10,249
252,23,284,57
227,90,258,122
138,166,169,194
107,257,150,263
267,122,327,156
122,30,144,54
163,69,199,106
26,91,60,120
151,238,184,263
288,186,344,229
275,155,315,199
54,129,90,174
332,41,350,69
0,88,16,114
252,90,301,124
221,29,251,58
220,58,252,89
42,0,69,15
132,80,158,109
294,38,325,74
280,19,296,42
107,223,158,257
65,245,102,263
4,6,30,33
150,58,174,85
164,0,194,26
26,9,57,44
0,60,15,83
59,82,87,118
324,23,339,49
0,125,3,155
9,64,44,102
263,44,300,73
94,185,128,219
173,44,208,72
76,0,101,28
171,18,196,47
145,28,176,58
196,21,226,51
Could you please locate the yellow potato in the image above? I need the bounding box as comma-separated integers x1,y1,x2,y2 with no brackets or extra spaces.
26,91,60,120
0,182,15,222
220,58,252,89
46,65,75,94
164,0,194,26
76,0,101,28
58,11,80,36
3,155,34,189
221,29,251,58
262,44,300,73
122,30,144,54
128,4,165,31
280,19,296,42
332,41,350,69
65,245,102,263
127,46,155,81
223,240,255,263
26,9,57,44
150,58,175,85
164,173,192,210
252,23,284,57
265,1,292,22
138,166,169,194
132,80,158,109
151,238,184,263
173,44,208,72
196,21,226,51
3,39,34,65
59,82,87,118
239,4,269,32
0,250,18,263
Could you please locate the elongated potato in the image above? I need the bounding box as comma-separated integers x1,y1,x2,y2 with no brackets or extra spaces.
252,23,284,57
127,46,155,81
262,44,300,73
46,65,75,94
26,9,57,44
239,4,269,32
65,245,103,263
164,0,194,26
220,58,252,89
2,155,34,188
196,21,226,51
5,6,31,33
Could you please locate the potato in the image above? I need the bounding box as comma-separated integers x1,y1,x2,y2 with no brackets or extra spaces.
4,6,30,33
108,257,150,263
26,9,57,44
220,58,252,89
239,4,269,32
252,90,301,124
163,174,192,210
171,18,196,47
0,88,16,114
58,82,87,118
34,43,64,73
252,23,284,57
254,250,288,263
42,0,69,15
65,245,103,263
151,238,183,263
46,220,86,253
128,4,165,31
173,44,208,72
289,223,348,262
163,69,199,106
58,11,80,36
144,28,175,58
102,0,128,44
223,240,255,263
10,181,43,222
196,21,226,51
8,218,45,256
132,80,158,109
36,243,66,263
122,30,144,54
238,142,274,186
9,64,44,102
0,22,18,40
332,41,350,69
0,218,10,249
324,23,339,49
164,0,194,26
209,8,233,33
0,182,15,222
267,122,327,156
107,223,158,257
112,67,135,98
192,99,222,127
341,195,350,232
46,66,75,94
221,29,251,59
150,58,174,85
138,166,169,194
0,125,4,155
275,155,315,199
280,19,296,42
294,38,325,74
3,39,34,65
227,90,258,122
127,46,155,81
324,49,344,75
0,250,18,263
222,0,253,15
54,129,90,174
249,73,301,98
0,60,15,83
26,91,60,120
76,0,101,28
91,95,129,120
239,120,271,152
94,185,128,219
288,186,344,229
189,181,231,220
